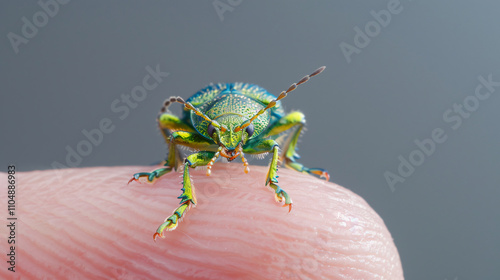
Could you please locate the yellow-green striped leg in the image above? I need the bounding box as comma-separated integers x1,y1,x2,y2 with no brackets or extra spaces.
244,140,293,212
128,113,188,184
267,145,293,212
153,151,214,240
264,111,330,181
128,167,174,184
128,130,214,184
127,139,177,184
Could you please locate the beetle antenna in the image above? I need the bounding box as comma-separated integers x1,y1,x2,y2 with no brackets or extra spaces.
235,66,326,132
160,96,227,132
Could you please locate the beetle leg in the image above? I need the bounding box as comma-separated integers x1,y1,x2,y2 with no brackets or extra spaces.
158,112,196,134
129,112,192,185
127,135,179,184
128,167,173,184
158,112,195,170
266,145,293,212
154,151,214,240
128,130,216,184
244,140,293,211
263,111,330,181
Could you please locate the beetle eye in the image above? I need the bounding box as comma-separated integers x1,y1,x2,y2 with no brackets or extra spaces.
245,123,254,137
207,123,215,137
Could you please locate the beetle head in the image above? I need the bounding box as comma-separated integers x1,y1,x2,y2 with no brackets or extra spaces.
207,114,254,159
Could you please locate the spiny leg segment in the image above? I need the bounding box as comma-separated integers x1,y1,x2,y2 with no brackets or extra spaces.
128,130,214,195
127,121,180,184
154,151,214,241
128,117,215,184
267,145,293,212
244,139,293,211
264,111,330,181
128,167,173,184
128,106,197,185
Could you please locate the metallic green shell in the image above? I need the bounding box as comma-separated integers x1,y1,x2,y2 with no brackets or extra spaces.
185,83,285,144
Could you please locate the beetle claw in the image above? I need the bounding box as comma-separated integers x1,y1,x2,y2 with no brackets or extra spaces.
322,171,330,182
128,172,154,184
272,186,293,212
153,232,163,241
127,177,137,185
306,168,330,181
128,169,173,185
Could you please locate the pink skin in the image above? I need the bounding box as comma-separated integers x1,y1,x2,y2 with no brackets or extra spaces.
0,164,403,279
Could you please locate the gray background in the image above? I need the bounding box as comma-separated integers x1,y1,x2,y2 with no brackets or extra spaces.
1,1,499,279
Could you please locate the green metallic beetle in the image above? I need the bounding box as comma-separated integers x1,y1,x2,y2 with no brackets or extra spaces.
128,66,330,240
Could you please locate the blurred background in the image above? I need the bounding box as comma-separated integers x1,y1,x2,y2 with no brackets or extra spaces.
1,1,499,279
